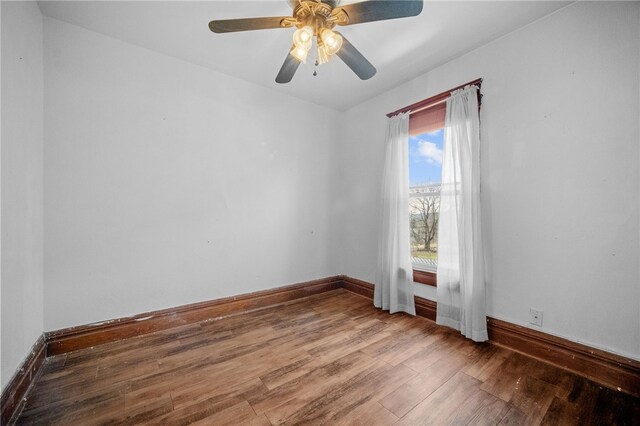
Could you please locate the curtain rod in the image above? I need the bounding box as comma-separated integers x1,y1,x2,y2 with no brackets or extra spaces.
386,78,483,118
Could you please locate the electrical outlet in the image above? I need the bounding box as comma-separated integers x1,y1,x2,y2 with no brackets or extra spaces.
529,308,543,326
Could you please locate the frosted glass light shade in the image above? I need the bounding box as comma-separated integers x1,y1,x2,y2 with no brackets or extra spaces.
290,45,309,63
320,29,343,55
293,26,313,49
317,45,330,65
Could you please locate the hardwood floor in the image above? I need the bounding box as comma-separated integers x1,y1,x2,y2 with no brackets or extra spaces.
12,290,640,425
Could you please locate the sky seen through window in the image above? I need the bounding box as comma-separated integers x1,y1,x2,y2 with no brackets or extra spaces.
408,128,443,186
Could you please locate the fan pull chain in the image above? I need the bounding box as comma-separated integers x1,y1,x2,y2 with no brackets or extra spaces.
313,59,318,76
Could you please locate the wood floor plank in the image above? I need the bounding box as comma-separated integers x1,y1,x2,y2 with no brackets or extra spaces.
445,387,508,425
465,394,511,426
480,369,521,403
17,384,126,425
497,405,528,425
258,321,394,392
360,328,435,367
381,349,472,417
258,354,317,390
277,362,416,425
104,392,174,425
333,400,399,426
479,352,530,402
464,345,511,382
400,329,465,372
235,413,274,426
253,351,384,420
12,291,639,425
509,375,560,425
152,395,255,426
394,371,483,425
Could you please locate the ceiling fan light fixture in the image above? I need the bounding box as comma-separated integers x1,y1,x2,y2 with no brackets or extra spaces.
290,45,310,63
320,29,343,55
209,0,424,83
293,26,314,49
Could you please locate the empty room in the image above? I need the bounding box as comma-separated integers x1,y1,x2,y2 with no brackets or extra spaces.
1,0,639,424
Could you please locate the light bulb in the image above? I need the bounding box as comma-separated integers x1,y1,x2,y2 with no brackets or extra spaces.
300,26,312,42
293,26,313,49
320,29,343,55
325,34,337,48
290,45,309,63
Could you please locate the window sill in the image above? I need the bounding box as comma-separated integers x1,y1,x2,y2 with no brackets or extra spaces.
413,269,437,287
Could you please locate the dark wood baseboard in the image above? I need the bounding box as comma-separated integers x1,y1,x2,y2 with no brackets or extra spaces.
340,275,374,298
341,276,437,321
487,317,640,398
1,335,46,425
412,269,437,287
414,295,437,322
46,276,343,356
339,276,640,398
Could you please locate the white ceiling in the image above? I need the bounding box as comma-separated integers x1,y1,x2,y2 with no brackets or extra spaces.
38,0,570,110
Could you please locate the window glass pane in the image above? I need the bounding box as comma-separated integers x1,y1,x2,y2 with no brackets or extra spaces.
408,129,443,271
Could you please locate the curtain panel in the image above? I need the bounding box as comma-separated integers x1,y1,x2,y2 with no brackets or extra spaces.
374,113,416,316
436,86,488,341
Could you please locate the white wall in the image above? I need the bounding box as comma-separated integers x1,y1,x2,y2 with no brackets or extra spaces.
1,1,44,390
43,18,342,331
337,2,640,360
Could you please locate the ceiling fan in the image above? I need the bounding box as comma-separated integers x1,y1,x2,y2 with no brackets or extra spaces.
208,0,423,84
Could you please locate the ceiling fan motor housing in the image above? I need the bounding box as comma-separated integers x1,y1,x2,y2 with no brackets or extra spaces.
288,0,339,10
285,0,347,34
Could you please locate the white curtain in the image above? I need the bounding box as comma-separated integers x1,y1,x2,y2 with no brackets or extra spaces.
374,113,416,315
436,86,487,341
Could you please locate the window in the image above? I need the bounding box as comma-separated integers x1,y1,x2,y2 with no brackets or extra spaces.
409,129,442,272
387,78,482,287
407,101,446,286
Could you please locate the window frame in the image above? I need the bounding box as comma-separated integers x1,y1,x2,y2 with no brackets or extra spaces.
389,78,483,288
413,269,437,287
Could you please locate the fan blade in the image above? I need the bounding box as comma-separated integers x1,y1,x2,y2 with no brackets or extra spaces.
335,33,376,80
332,0,423,26
208,17,288,33
275,47,301,84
